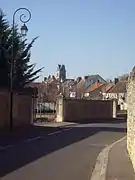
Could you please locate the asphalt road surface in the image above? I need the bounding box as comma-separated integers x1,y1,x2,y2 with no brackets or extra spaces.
0,122,126,180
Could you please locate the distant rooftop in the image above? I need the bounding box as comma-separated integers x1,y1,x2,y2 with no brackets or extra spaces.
107,81,127,93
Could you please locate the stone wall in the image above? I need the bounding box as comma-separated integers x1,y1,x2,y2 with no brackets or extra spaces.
0,91,10,129
0,91,33,129
56,95,117,122
127,76,135,171
13,92,33,127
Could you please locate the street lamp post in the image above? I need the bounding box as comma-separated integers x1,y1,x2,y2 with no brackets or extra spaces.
10,8,31,130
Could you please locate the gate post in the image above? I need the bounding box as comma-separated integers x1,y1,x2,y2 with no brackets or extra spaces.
55,93,64,122
112,99,117,118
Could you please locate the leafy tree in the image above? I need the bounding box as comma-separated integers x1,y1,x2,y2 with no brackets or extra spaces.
0,10,43,90
0,10,11,88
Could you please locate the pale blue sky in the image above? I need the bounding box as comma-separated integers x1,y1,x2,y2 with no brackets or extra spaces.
1,0,135,81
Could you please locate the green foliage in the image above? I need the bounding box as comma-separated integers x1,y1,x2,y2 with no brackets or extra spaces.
0,10,43,90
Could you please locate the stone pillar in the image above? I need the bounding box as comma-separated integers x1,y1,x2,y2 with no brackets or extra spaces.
55,93,64,122
112,99,117,118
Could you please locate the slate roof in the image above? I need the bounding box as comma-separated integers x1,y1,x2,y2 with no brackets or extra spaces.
87,74,106,83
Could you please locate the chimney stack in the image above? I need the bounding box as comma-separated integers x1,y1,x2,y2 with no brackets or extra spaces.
84,76,89,80
114,78,119,84
52,75,55,80
44,77,47,81
76,77,82,83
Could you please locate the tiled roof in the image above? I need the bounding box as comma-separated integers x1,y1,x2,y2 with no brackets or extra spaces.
84,84,105,100
84,82,104,93
70,75,106,98
107,81,127,93
101,83,114,93
83,83,112,100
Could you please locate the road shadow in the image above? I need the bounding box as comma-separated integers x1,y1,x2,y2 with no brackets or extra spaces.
0,125,61,147
66,117,126,124
0,118,126,147
0,121,126,177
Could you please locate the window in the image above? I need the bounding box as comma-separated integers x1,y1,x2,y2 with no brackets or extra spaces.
70,92,76,97
84,92,89,97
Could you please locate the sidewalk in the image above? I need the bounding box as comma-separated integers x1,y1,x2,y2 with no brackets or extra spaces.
106,138,135,180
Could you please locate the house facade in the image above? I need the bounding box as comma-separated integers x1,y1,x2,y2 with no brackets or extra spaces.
103,80,127,110
83,81,104,98
69,74,106,99
83,82,113,100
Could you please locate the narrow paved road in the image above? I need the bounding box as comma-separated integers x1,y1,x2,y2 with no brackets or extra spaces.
0,122,126,180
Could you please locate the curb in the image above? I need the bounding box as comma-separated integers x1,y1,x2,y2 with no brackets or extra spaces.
90,136,126,180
